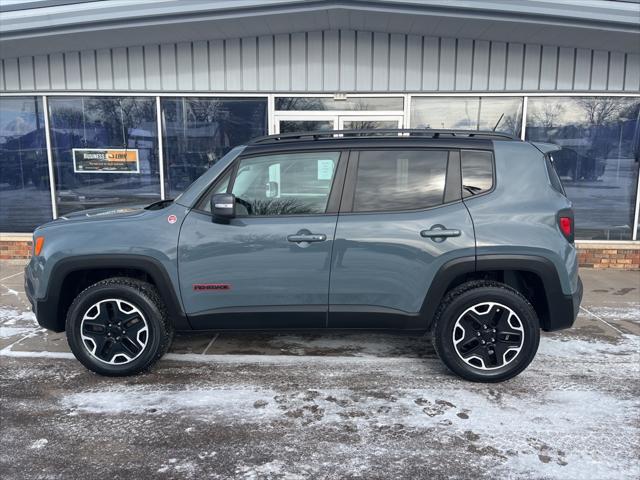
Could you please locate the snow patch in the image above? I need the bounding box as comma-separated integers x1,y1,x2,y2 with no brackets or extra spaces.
0,307,36,326
0,326,35,338
62,388,280,420
587,305,640,323
30,439,48,450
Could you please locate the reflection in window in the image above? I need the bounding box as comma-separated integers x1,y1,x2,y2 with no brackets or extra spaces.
275,97,403,111
461,150,494,197
48,97,160,216
353,150,448,212
526,97,640,240
279,120,334,133
231,152,339,216
162,98,267,198
410,97,523,136
0,97,52,232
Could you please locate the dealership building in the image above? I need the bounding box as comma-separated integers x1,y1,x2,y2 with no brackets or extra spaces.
1,0,639,267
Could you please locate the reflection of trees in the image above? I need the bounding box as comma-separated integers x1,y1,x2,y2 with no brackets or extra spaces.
241,197,318,216
163,98,267,193
576,98,625,126
531,102,565,128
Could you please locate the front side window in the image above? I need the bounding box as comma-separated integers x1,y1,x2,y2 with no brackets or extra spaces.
353,150,448,212
461,150,494,197
231,152,340,216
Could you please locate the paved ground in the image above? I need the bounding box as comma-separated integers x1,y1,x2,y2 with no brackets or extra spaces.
0,262,638,480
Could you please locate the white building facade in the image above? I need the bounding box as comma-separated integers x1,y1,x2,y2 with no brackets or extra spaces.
1,0,639,249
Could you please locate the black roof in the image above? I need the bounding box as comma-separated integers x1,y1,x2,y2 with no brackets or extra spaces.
249,129,519,146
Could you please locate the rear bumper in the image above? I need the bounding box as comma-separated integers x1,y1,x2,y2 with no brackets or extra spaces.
546,275,583,332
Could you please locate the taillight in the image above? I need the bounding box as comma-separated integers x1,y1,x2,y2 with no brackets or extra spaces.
557,209,574,243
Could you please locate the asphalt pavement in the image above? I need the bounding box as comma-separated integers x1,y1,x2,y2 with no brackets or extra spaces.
0,262,638,480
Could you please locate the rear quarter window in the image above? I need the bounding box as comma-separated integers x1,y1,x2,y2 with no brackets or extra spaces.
461,150,494,197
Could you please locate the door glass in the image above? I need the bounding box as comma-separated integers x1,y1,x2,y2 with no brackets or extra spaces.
353,150,448,212
231,152,340,216
279,120,334,133
342,120,400,130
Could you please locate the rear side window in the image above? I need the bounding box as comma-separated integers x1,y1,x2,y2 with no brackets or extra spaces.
461,150,493,198
352,150,448,212
545,153,566,196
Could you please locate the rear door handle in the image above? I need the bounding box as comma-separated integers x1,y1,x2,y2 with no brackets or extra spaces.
287,233,327,243
420,225,461,241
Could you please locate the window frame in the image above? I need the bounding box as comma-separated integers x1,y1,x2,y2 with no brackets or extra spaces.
193,149,349,218
339,147,464,215
460,149,497,200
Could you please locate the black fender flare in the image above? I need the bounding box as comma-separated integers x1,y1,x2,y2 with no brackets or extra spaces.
421,254,576,331
40,254,189,332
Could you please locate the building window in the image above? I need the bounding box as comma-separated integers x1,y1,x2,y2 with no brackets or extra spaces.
48,96,160,216
275,96,403,111
161,97,267,198
410,97,523,136
0,96,52,232
526,97,640,241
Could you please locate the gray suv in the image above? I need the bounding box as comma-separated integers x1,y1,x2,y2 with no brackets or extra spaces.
25,129,583,382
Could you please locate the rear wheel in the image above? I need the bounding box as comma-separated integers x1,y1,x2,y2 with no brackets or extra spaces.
432,280,540,382
66,277,174,376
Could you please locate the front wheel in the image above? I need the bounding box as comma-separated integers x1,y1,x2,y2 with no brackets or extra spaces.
432,280,540,382
66,278,174,376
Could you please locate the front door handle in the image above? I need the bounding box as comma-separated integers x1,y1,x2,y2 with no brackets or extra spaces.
287,233,327,243
420,225,461,242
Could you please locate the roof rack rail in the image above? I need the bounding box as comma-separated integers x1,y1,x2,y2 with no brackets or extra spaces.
249,129,519,144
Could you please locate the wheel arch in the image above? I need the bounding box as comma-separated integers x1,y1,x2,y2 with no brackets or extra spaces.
40,255,189,332
422,254,571,332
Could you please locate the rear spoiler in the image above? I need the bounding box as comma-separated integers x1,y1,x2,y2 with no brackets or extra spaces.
531,142,562,155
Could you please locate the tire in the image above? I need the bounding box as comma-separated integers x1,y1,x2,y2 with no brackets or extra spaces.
65,277,174,376
432,280,540,382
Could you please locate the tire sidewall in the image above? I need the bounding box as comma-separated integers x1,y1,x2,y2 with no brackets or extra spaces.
435,286,540,382
66,283,163,376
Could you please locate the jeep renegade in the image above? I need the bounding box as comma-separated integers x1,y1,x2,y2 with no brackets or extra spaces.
25,129,583,382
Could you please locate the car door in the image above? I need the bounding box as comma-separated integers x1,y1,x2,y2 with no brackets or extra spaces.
178,149,346,329
328,148,476,328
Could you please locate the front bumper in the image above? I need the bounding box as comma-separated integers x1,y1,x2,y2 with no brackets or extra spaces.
24,262,64,332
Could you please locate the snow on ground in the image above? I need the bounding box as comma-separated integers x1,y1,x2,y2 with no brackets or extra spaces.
42,332,638,480
1,267,639,479
0,307,36,326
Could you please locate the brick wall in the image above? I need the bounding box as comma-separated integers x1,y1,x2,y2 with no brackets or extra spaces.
0,236,32,260
576,242,640,270
1,237,639,270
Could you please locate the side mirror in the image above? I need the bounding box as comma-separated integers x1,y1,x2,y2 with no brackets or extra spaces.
211,193,236,221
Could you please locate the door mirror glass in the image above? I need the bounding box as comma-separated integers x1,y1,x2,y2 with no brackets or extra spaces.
211,193,236,221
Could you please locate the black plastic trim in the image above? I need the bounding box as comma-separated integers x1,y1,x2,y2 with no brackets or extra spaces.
187,305,327,330
474,254,580,331
34,255,189,332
